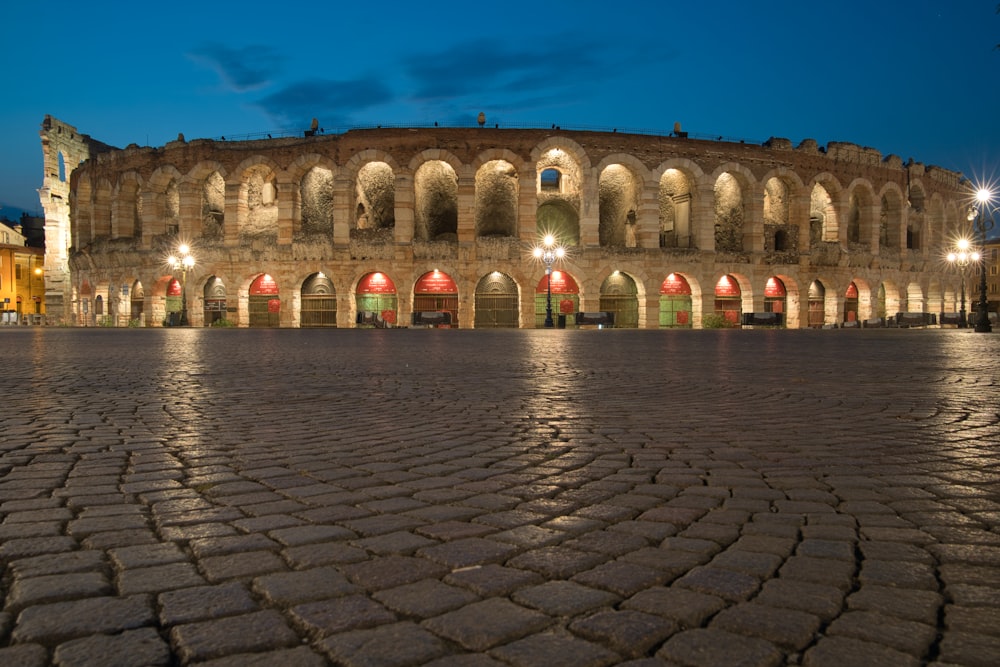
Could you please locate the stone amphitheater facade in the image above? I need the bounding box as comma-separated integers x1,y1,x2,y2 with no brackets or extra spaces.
38,114,969,328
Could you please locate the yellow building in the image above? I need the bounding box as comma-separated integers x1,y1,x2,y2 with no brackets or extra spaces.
0,221,45,324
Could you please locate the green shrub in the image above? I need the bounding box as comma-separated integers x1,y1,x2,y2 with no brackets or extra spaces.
211,318,235,328
702,314,737,329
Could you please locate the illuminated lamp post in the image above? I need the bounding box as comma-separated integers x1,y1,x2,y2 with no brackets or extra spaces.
166,243,195,326
946,238,978,329
970,189,995,333
532,234,565,328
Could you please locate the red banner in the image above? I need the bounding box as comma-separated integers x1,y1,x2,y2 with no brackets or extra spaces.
357,272,396,294
845,282,859,298
250,274,279,295
715,275,740,297
660,273,692,295
536,270,579,294
414,271,457,294
765,277,786,297
167,279,182,296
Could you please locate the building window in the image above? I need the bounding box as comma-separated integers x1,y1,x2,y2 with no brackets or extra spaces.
15,264,22,280
540,168,561,192
991,265,998,276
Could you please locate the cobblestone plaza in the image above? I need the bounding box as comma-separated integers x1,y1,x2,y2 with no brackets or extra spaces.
1,328,998,666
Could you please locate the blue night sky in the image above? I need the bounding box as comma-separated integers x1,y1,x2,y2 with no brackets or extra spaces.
2,1,999,218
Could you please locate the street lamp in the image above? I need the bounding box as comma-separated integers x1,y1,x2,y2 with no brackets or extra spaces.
532,234,565,328
946,238,978,328
166,243,195,326
970,189,995,333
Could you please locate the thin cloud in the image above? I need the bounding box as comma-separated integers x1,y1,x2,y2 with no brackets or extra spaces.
188,43,283,92
253,77,395,127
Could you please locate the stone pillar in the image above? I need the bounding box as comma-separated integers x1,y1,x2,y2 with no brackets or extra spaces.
223,181,241,248
637,181,659,249
691,180,715,251
579,167,600,247
178,179,201,240
745,189,765,252
456,169,476,245
276,173,295,245
517,168,537,244
332,174,352,246
394,172,414,245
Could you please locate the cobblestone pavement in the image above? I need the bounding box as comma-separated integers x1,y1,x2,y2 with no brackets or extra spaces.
0,327,998,667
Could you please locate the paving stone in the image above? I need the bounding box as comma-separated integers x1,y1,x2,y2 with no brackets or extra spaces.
417,537,520,568
657,628,782,667
512,580,619,616
422,598,552,651
267,524,356,546
858,559,937,590
158,581,259,626
170,610,301,663
945,605,1000,637
622,586,726,628
252,566,360,605
708,549,783,578
283,541,369,567
826,610,936,657
189,533,282,558
109,542,188,569
372,579,479,618
572,560,671,597
710,602,821,651
199,550,287,582
0,536,80,560
936,630,1000,667
444,564,543,596
846,585,942,624
489,633,620,667
12,595,155,644
319,621,449,666
341,555,449,591
353,530,439,555
289,594,396,638
507,546,607,578
802,635,920,667
673,566,760,602
753,579,845,621
0,643,49,667
945,582,1000,607
7,550,108,579
52,627,171,667
117,562,206,595
777,555,856,591
569,609,677,658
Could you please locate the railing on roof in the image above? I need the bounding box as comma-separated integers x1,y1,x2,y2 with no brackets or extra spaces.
210,122,767,147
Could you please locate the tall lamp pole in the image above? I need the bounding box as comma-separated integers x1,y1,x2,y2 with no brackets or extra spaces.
167,243,195,326
972,189,995,333
946,239,977,329
533,234,565,328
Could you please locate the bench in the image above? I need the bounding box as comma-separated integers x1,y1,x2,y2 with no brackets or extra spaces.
575,312,615,327
411,311,452,327
862,317,886,328
895,312,936,328
740,312,783,327
939,312,963,327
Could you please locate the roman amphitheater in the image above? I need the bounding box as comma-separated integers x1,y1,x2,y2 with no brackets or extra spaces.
38,115,970,328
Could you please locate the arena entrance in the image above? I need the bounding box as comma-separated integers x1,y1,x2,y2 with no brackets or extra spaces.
844,282,859,324
164,278,183,326
600,272,639,328
807,280,825,327
203,277,227,326
248,274,280,328
714,275,741,325
130,281,144,323
534,270,579,328
659,273,692,328
356,272,397,328
301,273,337,327
764,277,787,319
413,270,458,327
474,272,519,328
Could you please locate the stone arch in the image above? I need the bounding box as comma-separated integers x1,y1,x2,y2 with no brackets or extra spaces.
185,161,227,242
808,174,844,244
474,271,520,328
656,160,702,249
597,159,645,248
906,181,928,250
711,166,754,253
348,158,396,233
536,199,579,246
299,165,336,237
925,194,946,253
413,160,459,242
878,183,906,250
475,159,519,237
906,281,925,313
846,179,877,247
231,157,281,240
113,172,142,239
146,165,183,240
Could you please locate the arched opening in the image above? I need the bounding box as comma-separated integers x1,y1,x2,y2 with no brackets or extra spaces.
714,173,744,252
354,162,395,232
659,273,692,328
660,169,693,248
774,229,789,252
539,168,561,192
203,276,228,326
599,272,639,327
764,277,787,318
474,272,519,328
130,281,144,323
475,160,518,238
356,272,397,328
202,171,225,241
301,272,337,327
598,164,640,248
714,275,742,325
536,200,580,246
300,167,335,237
164,278,183,326
535,270,579,328
414,162,458,242
248,274,280,328
807,280,825,328
413,270,458,327
844,282,860,324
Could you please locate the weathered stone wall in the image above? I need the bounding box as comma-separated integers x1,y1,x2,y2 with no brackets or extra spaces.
45,121,969,328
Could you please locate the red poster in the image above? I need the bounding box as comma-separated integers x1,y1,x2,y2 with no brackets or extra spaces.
660,273,691,295
715,276,740,297
250,274,279,295
267,299,280,313
536,271,579,294
765,277,786,297
677,310,689,324
559,299,575,314
167,279,182,296
846,282,859,298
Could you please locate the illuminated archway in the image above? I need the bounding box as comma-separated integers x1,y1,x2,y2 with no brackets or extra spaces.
714,275,742,325
248,274,280,328
413,270,458,326
301,273,336,327
474,272,519,328
356,272,397,328
534,270,579,327
660,273,692,328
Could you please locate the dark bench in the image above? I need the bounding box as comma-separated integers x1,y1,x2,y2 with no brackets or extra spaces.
356,311,392,328
411,311,452,327
575,312,615,327
895,312,936,328
741,312,783,327
939,312,962,326
862,317,886,328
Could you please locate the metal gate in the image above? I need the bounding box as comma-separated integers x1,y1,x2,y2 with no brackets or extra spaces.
248,296,280,327
475,273,519,328
599,273,639,328
301,273,337,327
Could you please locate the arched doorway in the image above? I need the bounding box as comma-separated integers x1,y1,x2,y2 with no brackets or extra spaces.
130,281,144,324
807,280,825,328
844,282,860,324
534,270,579,328
474,272,519,328
714,275,741,325
413,270,458,327
249,274,280,327
600,272,639,328
165,278,182,326
301,273,337,327
203,276,228,326
764,277,787,318
356,272,397,328
659,273,692,328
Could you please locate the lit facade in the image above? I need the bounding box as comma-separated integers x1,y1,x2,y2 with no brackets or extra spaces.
0,222,45,323
39,115,970,328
